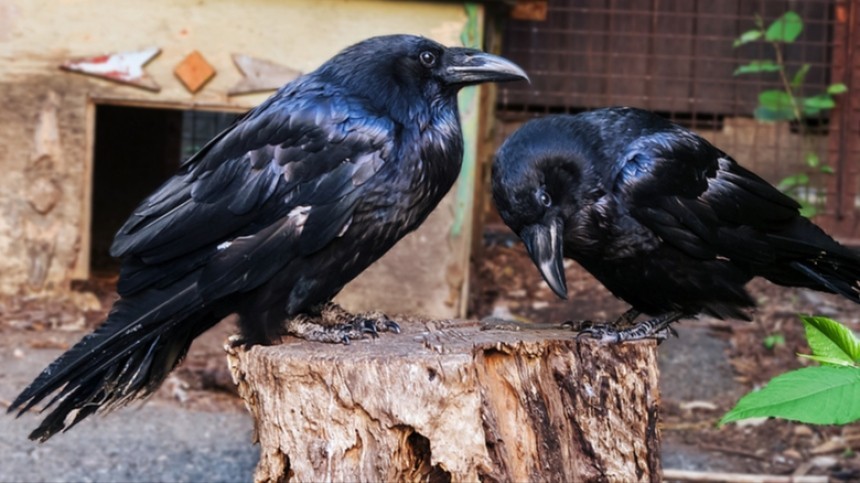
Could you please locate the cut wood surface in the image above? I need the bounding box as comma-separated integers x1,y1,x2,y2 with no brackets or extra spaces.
227,318,661,482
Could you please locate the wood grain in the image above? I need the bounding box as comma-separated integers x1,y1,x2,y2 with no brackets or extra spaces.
227,318,661,482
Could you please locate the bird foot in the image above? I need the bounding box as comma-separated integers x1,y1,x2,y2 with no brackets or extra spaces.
611,308,642,329
575,312,683,343
286,303,401,345
560,309,641,333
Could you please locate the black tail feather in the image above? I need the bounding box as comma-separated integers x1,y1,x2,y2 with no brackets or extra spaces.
8,280,217,442
763,219,860,303
790,259,860,303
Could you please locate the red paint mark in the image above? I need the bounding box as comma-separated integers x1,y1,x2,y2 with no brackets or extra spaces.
103,70,130,80
836,5,847,23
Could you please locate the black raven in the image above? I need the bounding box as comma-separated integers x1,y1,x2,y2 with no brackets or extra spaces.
492,107,860,341
10,34,527,441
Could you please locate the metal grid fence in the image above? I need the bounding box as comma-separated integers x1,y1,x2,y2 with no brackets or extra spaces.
496,0,860,240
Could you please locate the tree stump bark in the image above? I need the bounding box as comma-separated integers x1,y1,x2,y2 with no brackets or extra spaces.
226,318,661,482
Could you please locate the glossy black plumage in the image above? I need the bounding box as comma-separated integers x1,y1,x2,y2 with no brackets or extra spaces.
493,107,860,337
10,35,527,441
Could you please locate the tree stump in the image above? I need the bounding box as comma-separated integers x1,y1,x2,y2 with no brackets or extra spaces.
226,318,661,482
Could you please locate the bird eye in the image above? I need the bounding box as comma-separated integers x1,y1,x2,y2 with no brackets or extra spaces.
537,189,552,207
419,51,437,67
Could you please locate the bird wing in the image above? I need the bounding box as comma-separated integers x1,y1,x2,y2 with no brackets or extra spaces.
110,81,394,297
609,129,801,263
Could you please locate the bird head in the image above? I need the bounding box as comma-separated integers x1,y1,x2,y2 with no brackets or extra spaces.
492,118,595,300
318,35,528,117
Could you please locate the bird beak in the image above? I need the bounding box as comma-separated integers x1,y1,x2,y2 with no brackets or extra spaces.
520,219,568,300
443,48,529,86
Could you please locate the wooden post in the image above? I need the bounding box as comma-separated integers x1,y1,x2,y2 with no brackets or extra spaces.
226,319,661,482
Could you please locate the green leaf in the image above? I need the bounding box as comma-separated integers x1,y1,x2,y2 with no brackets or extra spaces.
803,106,822,117
798,354,857,367
804,94,836,111
792,64,811,88
764,334,786,349
765,11,804,43
806,152,820,168
801,315,860,363
828,83,848,95
720,366,860,425
777,173,809,191
755,105,796,122
734,29,763,47
821,165,835,174
759,89,792,107
799,202,817,219
734,60,782,75
759,89,794,109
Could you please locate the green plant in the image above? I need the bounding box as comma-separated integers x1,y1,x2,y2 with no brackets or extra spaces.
762,333,785,350
721,315,860,426
733,11,847,217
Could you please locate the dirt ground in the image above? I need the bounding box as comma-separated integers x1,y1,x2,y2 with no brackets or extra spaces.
3,226,860,481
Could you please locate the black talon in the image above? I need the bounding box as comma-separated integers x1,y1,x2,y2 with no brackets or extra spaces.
360,320,380,338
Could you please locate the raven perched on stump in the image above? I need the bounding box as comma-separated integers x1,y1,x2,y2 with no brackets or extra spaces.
492,107,860,342
10,35,527,441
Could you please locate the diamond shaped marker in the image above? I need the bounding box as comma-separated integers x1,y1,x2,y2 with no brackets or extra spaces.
174,50,216,93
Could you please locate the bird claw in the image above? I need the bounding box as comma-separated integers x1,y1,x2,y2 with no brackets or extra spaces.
331,319,384,343
575,323,622,343
353,313,401,337
574,312,684,343
384,320,402,334
285,307,402,345
650,325,679,345
357,319,380,338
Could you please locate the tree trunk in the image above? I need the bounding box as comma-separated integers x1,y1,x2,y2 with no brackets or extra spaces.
226,318,661,482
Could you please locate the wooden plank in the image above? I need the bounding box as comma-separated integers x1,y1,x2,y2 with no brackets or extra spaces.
227,54,301,96
60,47,161,92
510,0,547,21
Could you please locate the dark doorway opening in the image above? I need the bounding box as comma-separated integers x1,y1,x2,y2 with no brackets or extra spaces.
90,104,240,274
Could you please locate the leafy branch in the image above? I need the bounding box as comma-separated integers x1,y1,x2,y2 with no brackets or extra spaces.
733,11,847,217
721,315,860,426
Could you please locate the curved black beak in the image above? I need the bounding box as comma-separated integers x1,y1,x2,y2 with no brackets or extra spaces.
443,48,529,86
520,219,568,299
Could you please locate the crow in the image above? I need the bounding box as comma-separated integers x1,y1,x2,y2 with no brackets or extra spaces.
10,34,527,441
492,107,860,342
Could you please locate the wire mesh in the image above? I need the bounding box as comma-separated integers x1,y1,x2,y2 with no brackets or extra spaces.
496,0,860,239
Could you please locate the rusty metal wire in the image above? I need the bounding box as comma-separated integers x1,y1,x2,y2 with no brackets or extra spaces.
497,0,860,239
